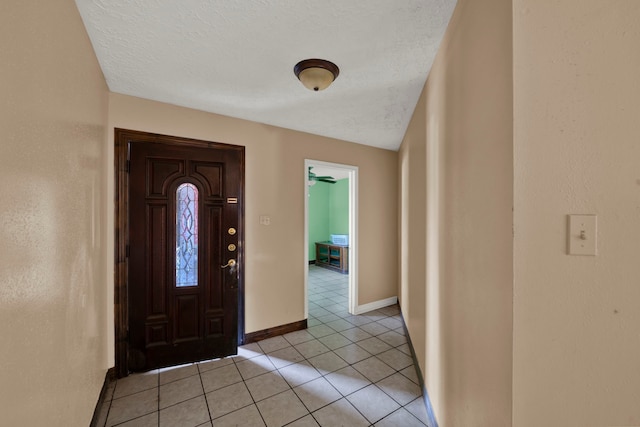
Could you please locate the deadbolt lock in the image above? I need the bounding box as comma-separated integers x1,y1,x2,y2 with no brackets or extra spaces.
228,227,236,235
227,244,237,252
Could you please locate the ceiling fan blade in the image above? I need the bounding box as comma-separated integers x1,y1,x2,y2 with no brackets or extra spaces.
308,167,336,183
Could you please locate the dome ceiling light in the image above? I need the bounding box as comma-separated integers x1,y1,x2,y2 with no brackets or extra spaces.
294,59,340,92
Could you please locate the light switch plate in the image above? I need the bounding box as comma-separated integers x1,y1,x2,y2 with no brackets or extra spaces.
259,215,271,226
568,214,597,256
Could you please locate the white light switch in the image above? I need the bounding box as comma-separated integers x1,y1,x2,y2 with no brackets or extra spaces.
568,214,597,256
259,215,271,226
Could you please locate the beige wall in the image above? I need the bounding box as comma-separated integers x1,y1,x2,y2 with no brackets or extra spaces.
107,93,398,364
513,1,640,425
398,88,427,371
0,0,109,425
399,0,513,425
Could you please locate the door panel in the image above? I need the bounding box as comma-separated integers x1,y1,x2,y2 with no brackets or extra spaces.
128,139,242,372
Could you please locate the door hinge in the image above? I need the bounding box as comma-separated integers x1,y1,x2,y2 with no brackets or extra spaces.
126,160,130,173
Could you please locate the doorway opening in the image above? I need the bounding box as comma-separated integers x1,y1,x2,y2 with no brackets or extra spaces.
304,159,358,319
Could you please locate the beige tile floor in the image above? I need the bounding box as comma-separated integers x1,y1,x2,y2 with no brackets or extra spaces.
95,265,430,426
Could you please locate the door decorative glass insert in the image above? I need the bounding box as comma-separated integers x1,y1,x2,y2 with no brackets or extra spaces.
176,183,198,287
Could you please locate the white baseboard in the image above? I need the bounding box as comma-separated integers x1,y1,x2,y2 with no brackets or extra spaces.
353,296,398,315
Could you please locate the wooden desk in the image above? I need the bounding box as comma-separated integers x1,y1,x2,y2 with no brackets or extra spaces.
315,242,349,274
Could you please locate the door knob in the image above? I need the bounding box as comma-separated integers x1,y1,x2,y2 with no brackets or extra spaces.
221,259,236,269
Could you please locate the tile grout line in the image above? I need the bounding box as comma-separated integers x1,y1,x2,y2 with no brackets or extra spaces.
156,371,159,427
234,358,270,427
195,363,213,425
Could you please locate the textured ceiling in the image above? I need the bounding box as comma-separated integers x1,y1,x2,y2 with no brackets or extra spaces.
75,0,457,151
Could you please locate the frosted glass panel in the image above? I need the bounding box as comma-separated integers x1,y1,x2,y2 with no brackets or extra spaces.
176,183,198,287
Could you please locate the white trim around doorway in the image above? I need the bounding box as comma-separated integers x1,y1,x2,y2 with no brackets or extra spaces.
304,159,359,317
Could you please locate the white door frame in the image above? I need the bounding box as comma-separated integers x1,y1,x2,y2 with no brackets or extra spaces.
304,159,358,316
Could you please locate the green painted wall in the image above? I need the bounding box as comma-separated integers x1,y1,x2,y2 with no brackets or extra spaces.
308,182,330,260
329,179,349,235
308,178,349,261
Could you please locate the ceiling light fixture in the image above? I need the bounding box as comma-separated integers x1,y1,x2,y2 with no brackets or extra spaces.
294,59,340,92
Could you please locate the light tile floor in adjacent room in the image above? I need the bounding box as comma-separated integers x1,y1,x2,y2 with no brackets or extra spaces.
96,265,430,427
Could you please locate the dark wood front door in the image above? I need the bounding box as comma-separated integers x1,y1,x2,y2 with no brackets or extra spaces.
124,131,243,372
